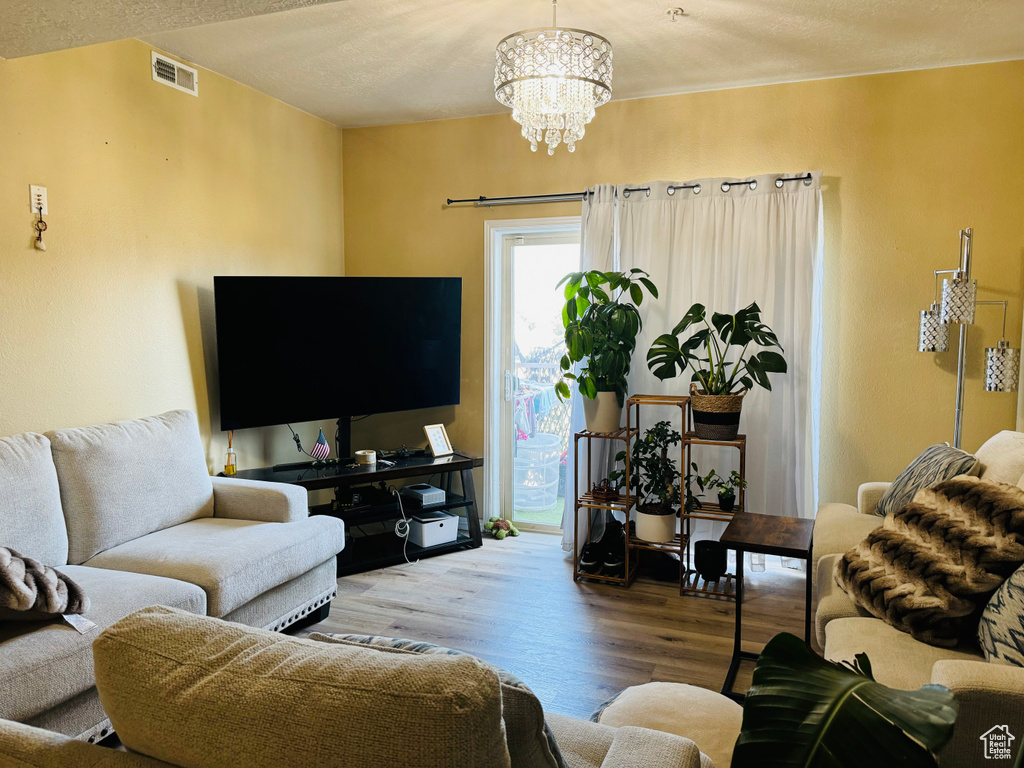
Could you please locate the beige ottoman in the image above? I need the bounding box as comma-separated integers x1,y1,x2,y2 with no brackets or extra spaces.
595,682,742,768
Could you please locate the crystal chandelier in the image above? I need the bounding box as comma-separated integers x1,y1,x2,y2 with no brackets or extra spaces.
494,0,613,155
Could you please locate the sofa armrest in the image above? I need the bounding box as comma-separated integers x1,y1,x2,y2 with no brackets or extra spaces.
0,718,173,767
856,482,890,516
931,660,1024,765
211,476,308,523
601,726,704,768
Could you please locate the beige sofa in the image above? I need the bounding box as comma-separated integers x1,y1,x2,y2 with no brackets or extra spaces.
0,410,345,744
0,607,721,768
812,430,1024,767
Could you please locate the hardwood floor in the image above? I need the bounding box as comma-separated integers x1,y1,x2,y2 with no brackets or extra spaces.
298,531,809,721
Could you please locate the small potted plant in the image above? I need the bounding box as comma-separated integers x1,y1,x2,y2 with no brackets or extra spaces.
555,269,658,433
647,302,787,440
704,469,747,512
610,421,681,543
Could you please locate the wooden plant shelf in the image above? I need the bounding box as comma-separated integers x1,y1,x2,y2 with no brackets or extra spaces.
630,533,690,555
680,412,747,599
577,490,633,511
572,421,640,588
681,568,737,600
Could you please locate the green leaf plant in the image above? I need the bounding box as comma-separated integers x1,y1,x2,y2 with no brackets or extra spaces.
704,469,747,500
609,421,681,514
555,269,659,406
732,633,958,768
647,302,787,394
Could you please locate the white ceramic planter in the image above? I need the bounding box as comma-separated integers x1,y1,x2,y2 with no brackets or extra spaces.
635,509,677,543
583,391,622,433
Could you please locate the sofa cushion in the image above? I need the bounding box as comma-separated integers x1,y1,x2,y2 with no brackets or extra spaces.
977,430,1024,485
811,503,880,577
0,432,68,565
308,632,565,768
601,726,704,768
593,682,740,768
825,617,984,691
546,713,617,768
49,410,215,564
93,606,512,768
876,443,978,517
0,719,169,768
814,553,870,647
978,564,1024,666
85,516,346,616
0,565,205,722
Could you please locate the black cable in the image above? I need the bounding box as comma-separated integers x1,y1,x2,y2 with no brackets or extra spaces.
286,424,315,459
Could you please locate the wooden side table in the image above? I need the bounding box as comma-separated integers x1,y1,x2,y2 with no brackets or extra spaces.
719,512,814,702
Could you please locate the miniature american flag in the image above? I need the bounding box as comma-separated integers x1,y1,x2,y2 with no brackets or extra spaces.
310,429,330,461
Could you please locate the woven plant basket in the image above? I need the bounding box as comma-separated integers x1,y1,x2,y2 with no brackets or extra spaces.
689,383,746,440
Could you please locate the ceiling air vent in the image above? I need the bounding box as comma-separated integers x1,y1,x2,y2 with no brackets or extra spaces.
151,51,198,96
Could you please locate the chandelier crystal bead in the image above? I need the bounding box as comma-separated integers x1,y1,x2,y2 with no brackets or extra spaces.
494,4,612,156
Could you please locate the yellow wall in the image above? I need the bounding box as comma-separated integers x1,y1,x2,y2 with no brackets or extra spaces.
0,39,344,470
342,60,1024,504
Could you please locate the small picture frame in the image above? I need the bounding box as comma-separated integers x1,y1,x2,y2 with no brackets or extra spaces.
423,423,454,457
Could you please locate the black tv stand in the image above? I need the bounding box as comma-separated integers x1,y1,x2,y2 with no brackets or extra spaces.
272,458,344,472
229,452,484,576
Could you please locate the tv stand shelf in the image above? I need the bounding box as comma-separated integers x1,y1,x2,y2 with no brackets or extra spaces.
231,452,484,576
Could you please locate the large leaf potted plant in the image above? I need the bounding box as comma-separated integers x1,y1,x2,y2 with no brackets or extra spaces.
733,632,958,767
610,421,681,543
647,302,786,440
556,269,658,433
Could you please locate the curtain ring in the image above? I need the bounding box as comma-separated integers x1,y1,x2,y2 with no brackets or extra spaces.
667,186,675,196
623,189,631,198
803,175,813,186
721,182,731,192
645,188,651,197
692,184,701,195
775,178,784,188
749,180,757,190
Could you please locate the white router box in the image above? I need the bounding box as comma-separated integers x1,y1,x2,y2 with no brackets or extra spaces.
400,483,446,506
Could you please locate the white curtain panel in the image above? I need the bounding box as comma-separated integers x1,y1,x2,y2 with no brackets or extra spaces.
561,185,619,553
561,174,824,567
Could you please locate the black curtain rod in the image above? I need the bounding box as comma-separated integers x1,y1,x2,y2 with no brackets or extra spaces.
445,192,584,206
445,174,813,207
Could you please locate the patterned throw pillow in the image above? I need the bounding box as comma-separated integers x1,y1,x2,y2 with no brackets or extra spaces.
308,633,566,768
978,565,1024,665
876,443,979,516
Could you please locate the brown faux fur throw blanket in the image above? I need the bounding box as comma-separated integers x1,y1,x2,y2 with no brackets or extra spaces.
836,476,1024,647
0,547,89,620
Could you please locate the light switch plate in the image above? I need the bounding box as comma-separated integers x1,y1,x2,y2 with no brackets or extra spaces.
30,185,47,215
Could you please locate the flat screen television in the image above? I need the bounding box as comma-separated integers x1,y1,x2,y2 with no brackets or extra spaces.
213,276,462,452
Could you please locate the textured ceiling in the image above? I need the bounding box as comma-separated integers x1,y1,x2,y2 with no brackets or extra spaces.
0,0,348,59
8,1,1024,128
142,0,1024,127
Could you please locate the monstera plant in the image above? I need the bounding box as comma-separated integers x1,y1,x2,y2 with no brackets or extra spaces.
647,302,786,440
732,633,959,768
556,269,658,433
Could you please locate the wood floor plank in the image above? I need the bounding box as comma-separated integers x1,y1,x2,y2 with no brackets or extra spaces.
299,530,808,719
